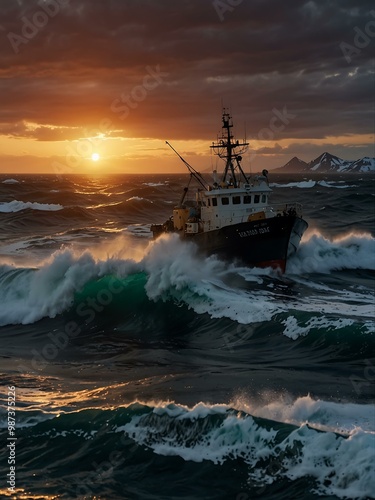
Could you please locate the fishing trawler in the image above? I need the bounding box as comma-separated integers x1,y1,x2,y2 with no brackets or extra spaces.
151,109,308,272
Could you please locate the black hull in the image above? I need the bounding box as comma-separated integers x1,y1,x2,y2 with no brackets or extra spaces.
166,215,307,271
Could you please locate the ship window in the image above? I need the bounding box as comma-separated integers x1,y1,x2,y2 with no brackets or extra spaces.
233,196,241,205
261,194,267,203
207,198,211,206
212,198,217,206
221,197,229,205
254,195,260,203
244,195,252,204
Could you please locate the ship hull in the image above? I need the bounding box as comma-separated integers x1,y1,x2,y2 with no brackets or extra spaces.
185,215,308,272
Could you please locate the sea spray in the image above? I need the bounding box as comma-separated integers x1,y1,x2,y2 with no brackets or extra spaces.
287,231,375,274
0,231,374,327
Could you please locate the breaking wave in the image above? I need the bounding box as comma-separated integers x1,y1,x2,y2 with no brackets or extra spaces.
0,231,374,329
1,398,372,499
2,178,19,184
0,200,63,213
287,231,375,273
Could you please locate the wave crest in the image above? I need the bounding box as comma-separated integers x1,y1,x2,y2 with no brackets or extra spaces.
0,200,63,213
0,231,373,327
287,231,375,274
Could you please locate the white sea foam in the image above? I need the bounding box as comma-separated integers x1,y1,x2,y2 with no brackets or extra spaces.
0,231,373,327
287,231,375,274
275,425,375,499
0,200,63,213
2,178,19,184
153,401,230,420
143,235,286,323
117,399,375,499
0,251,139,325
0,235,280,326
126,196,153,203
118,402,278,464
142,234,374,326
317,180,356,189
142,182,167,187
0,408,55,429
281,316,355,340
232,394,375,434
271,180,316,188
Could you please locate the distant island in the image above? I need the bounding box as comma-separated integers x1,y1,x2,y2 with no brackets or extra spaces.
273,152,375,173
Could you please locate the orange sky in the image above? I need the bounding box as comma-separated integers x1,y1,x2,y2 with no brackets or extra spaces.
0,1,374,173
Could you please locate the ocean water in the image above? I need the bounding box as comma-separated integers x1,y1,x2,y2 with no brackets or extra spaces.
0,172,374,500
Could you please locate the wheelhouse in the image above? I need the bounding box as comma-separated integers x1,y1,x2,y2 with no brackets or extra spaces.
197,176,272,231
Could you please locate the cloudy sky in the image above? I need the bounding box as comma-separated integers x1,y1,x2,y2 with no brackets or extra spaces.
0,0,374,173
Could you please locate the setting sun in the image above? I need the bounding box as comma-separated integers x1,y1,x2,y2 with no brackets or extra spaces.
91,153,100,162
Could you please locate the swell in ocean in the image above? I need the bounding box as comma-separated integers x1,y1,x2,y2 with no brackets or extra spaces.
0,173,374,500
0,230,374,328
0,398,374,500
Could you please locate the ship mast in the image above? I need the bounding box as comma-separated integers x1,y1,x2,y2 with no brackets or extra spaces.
210,109,249,187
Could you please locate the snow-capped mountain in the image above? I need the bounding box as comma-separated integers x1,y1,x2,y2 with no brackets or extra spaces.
308,152,352,172
275,152,375,173
348,157,375,172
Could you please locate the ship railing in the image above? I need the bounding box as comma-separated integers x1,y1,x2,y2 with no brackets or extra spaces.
270,203,304,217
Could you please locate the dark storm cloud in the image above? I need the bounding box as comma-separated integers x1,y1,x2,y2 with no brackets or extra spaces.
0,0,374,141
